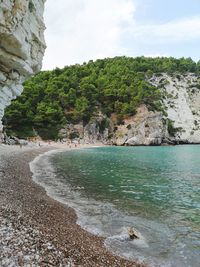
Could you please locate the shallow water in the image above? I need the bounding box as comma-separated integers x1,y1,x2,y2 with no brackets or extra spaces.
31,146,200,266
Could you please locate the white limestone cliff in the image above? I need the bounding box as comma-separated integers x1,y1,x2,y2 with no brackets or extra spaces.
113,105,167,146
59,74,200,146
149,73,200,143
0,0,46,140
115,73,200,146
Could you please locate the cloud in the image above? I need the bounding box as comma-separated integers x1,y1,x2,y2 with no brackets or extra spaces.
43,0,136,70
130,16,200,44
42,1,200,70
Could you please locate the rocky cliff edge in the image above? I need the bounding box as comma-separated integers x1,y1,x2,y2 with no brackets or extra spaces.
0,0,46,139
59,73,200,146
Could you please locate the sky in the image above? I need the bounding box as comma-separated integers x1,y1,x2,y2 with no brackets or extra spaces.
42,0,200,70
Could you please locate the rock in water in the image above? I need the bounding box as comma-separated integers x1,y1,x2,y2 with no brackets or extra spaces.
0,0,46,141
128,227,140,240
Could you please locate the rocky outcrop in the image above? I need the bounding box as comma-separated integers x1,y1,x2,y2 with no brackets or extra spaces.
58,106,167,146
112,106,167,146
112,73,200,145
113,73,200,146
149,73,200,144
59,73,200,146
0,0,46,140
59,113,112,144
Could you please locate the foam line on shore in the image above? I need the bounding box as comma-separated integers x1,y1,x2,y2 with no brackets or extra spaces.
29,146,176,266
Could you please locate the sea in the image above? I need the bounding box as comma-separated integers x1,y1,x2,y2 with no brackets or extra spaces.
30,145,200,267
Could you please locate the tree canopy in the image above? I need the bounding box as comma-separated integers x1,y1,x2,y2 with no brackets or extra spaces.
4,56,200,139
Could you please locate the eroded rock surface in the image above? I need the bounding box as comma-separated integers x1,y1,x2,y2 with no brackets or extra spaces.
59,74,200,146
113,105,167,146
0,0,46,139
149,73,200,144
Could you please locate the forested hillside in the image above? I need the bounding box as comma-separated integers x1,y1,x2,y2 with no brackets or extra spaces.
4,56,200,139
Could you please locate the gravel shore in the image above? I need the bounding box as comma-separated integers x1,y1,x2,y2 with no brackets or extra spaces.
0,145,146,267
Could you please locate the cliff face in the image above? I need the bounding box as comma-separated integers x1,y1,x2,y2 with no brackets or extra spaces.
0,0,46,139
112,105,167,146
113,73,200,145
59,73,200,146
151,73,200,143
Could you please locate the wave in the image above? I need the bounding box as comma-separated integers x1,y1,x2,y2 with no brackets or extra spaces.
29,149,192,267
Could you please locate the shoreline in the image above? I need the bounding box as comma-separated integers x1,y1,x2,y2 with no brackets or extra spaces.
0,144,146,266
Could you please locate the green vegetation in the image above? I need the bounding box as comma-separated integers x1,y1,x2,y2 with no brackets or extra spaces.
4,56,200,139
69,132,80,140
166,119,183,137
28,1,35,13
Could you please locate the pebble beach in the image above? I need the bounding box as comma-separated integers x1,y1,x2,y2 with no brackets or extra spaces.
0,144,146,267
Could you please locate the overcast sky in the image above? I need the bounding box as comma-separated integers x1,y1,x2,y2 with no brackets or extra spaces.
42,0,200,70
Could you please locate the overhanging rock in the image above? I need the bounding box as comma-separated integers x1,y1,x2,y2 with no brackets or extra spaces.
0,0,46,140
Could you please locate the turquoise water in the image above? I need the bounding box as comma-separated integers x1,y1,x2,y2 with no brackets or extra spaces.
32,146,200,266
